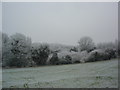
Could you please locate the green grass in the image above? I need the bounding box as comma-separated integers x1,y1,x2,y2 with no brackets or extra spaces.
2,59,118,88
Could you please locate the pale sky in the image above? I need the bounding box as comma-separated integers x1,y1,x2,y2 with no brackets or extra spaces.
2,2,118,45
0,2,2,32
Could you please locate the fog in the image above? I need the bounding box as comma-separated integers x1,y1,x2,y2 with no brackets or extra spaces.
2,2,118,45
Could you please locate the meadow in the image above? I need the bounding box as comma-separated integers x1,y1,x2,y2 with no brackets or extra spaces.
2,59,118,88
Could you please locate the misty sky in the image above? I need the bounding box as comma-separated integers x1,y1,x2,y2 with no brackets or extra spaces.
0,3,1,32
2,2,118,45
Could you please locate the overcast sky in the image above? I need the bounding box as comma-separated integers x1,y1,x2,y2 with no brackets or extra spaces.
0,3,1,32
2,2,118,45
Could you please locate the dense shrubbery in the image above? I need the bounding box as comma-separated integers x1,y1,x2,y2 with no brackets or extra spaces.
79,51,88,63
71,53,81,63
85,49,106,62
2,33,32,67
9,33,31,67
65,55,72,62
57,51,81,64
104,48,117,59
49,52,59,65
50,54,72,65
83,48,117,62
1,32,118,68
31,44,50,65
56,55,72,65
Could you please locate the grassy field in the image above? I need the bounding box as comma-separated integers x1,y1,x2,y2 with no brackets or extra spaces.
2,59,118,88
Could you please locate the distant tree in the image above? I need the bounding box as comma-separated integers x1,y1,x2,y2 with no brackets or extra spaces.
97,42,116,50
78,36,95,52
31,44,50,65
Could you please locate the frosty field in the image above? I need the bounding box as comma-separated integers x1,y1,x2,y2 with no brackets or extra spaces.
2,59,118,88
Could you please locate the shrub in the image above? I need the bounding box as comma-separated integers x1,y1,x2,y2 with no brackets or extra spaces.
56,58,71,65
84,49,116,62
64,55,72,64
70,52,81,63
8,33,31,67
49,52,59,65
55,55,72,65
65,55,72,62
58,52,82,64
87,51,99,62
74,61,80,63
31,44,50,65
104,48,117,59
79,50,88,63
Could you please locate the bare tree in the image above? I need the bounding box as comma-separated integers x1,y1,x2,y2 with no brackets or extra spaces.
78,36,95,52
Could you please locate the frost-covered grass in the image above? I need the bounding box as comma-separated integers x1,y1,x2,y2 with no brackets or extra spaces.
2,59,118,88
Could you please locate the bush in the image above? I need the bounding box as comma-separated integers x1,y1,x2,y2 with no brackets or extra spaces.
104,48,117,59
65,55,72,62
56,58,71,65
55,55,72,65
79,51,88,63
70,52,81,63
49,52,59,65
8,33,31,67
88,49,107,62
31,44,50,65
58,51,83,64
84,49,117,62
74,60,80,63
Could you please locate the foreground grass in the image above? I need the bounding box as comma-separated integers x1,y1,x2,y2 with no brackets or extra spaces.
2,59,118,88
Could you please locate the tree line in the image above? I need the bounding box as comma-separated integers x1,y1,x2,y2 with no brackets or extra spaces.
0,32,119,68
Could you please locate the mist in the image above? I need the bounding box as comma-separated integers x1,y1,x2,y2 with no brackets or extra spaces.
2,2,118,45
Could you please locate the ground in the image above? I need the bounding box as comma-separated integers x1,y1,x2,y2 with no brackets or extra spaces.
2,59,118,88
